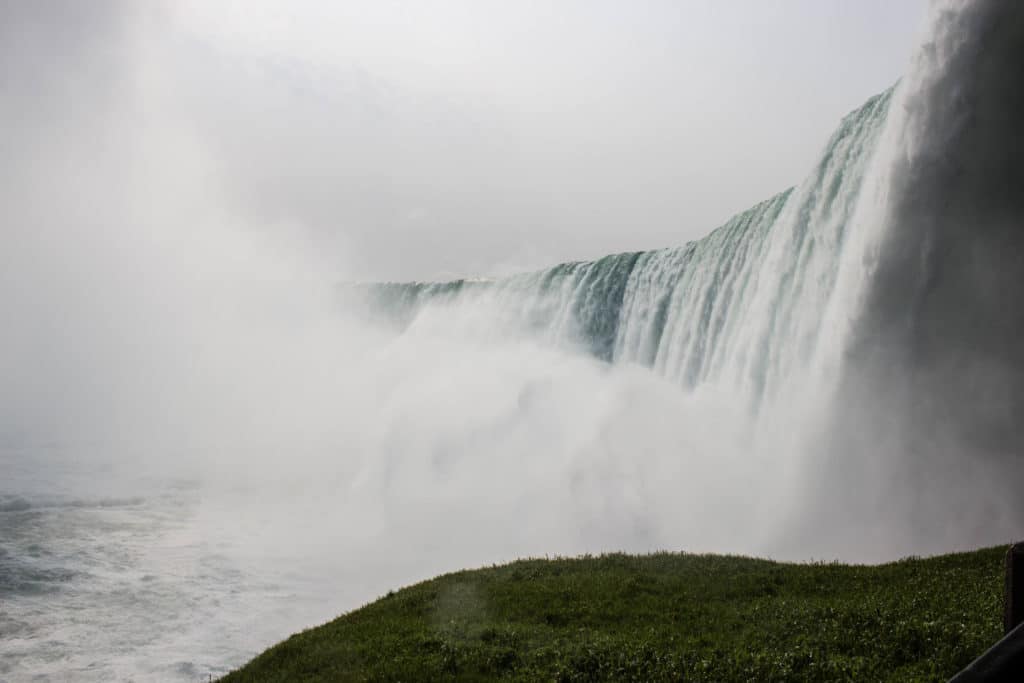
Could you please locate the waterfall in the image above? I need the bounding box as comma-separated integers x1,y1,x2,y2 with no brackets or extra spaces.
355,89,894,410
347,0,1024,559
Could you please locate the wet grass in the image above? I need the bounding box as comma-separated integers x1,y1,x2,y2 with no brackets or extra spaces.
220,545,1006,682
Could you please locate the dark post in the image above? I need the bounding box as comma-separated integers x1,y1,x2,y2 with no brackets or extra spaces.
1005,543,1024,634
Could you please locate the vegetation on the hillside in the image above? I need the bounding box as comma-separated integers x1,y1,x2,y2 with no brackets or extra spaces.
221,546,1006,682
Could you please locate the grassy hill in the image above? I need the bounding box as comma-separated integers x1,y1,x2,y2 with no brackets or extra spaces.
221,546,1007,682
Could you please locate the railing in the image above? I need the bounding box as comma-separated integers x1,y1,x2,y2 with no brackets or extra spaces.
1004,544,1024,635
947,543,1024,682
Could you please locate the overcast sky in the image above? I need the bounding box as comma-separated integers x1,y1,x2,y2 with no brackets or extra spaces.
4,1,928,281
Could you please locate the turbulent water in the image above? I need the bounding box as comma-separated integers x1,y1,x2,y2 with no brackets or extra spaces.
4,1,1024,681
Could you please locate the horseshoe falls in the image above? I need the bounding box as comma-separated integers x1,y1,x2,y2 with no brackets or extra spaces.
359,88,895,412
355,0,1024,559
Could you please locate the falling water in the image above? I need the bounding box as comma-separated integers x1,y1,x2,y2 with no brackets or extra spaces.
356,89,894,409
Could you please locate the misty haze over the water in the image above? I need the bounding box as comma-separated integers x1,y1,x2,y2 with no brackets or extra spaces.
2,1,1022,681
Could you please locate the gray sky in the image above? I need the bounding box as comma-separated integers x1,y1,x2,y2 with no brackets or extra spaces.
4,1,927,282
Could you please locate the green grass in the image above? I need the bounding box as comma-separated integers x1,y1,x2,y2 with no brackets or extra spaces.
221,545,1007,682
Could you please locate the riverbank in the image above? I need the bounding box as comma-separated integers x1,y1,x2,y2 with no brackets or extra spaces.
220,545,1005,681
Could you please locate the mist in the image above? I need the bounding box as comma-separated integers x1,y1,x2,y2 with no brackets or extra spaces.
0,4,803,675
0,0,921,544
